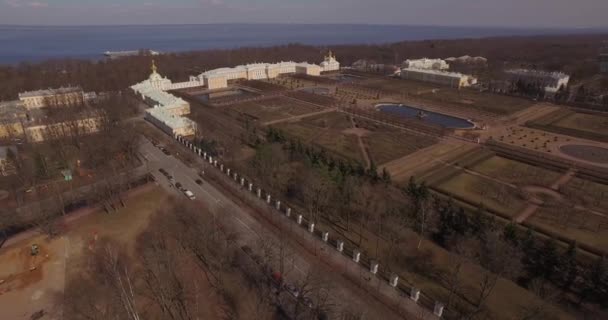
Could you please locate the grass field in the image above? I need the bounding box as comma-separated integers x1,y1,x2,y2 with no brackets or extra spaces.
277,112,365,163
471,155,563,187
417,89,534,116
553,112,608,137
229,97,323,122
436,172,527,217
560,177,608,212
359,77,440,94
359,121,437,165
527,109,608,142
527,206,608,254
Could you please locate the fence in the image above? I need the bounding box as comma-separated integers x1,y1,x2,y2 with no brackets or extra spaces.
174,134,453,319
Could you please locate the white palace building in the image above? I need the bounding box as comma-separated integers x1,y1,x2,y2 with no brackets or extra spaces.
131,53,340,136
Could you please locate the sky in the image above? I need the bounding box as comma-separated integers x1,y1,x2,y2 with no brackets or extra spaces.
0,0,607,28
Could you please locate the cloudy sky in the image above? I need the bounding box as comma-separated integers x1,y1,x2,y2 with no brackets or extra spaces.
1,0,607,28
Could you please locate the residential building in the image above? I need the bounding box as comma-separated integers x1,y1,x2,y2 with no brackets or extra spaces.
505,69,570,91
18,87,85,110
0,101,27,139
24,115,103,142
402,58,449,70
400,68,477,88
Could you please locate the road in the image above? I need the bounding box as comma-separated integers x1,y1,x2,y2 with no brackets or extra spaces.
139,137,433,319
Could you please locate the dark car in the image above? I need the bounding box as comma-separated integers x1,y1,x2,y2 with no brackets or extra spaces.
175,182,182,189
195,179,203,185
158,168,167,174
162,148,171,156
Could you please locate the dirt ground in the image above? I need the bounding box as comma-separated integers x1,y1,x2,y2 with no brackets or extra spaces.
0,184,169,320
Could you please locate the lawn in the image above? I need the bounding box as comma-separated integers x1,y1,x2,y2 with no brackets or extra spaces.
527,206,608,255
277,112,365,163
553,112,608,137
361,124,437,165
418,89,534,115
360,77,440,94
436,172,526,218
229,97,323,122
471,156,563,187
560,177,608,212
527,110,608,142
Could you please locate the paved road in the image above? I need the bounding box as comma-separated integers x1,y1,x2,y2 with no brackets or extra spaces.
139,139,417,319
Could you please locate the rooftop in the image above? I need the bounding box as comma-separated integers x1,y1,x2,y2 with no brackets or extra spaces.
505,69,569,79
401,67,472,78
18,86,82,99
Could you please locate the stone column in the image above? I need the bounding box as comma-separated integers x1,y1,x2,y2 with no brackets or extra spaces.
389,274,399,287
308,223,315,233
248,183,253,192
275,201,281,210
286,208,291,217
296,214,303,225
336,240,344,252
434,302,444,318
322,231,329,242
370,261,379,274
257,188,262,198
410,288,420,302
266,194,271,204
240,178,245,186
352,250,361,263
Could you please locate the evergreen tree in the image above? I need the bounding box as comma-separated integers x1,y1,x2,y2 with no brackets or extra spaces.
381,167,391,185
560,241,578,291
539,238,560,281
503,223,518,245
584,256,608,308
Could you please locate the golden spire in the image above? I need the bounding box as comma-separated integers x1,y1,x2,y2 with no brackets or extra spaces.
151,59,158,74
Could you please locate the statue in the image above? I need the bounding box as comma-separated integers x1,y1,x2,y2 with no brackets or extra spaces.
151,59,158,74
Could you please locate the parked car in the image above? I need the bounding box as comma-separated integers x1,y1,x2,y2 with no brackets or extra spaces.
184,190,196,200
158,168,166,174
175,182,182,189
302,297,313,308
195,179,203,185
162,148,171,156
285,283,300,298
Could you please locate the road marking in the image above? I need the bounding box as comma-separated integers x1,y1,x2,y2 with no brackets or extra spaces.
233,216,257,234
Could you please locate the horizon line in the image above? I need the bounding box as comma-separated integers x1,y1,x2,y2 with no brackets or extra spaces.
0,23,607,30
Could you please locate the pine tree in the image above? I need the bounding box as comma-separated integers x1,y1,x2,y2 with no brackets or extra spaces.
560,241,578,291
539,238,560,281
503,223,518,245
381,168,391,184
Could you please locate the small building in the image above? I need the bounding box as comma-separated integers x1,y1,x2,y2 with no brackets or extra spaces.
18,86,85,110
400,68,477,88
403,58,449,70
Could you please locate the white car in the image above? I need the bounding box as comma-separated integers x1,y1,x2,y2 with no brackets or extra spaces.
184,190,196,200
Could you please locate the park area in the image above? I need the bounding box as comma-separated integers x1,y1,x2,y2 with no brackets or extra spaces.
228,96,325,123
276,112,437,166
416,88,535,116
276,112,365,163
527,109,608,142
